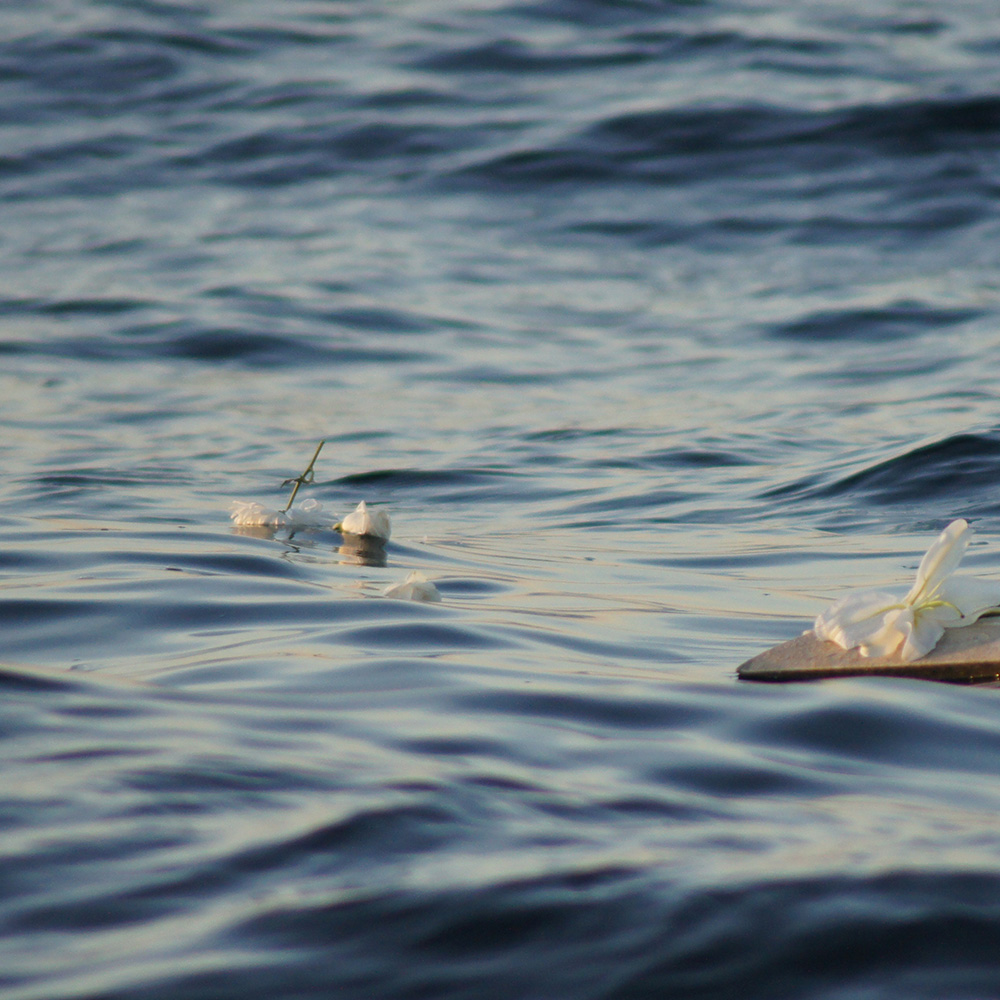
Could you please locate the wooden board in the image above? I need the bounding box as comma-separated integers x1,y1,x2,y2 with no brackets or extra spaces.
738,618,1000,684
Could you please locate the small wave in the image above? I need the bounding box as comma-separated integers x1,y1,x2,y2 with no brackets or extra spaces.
453,94,1000,192
0,662,80,693
192,863,1000,1000
318,305,438,335
333,467,517,488
334,621,510,653
453,686,709,731
825,433,1000,504
769,302,981,341
3,325,434,368
767,432,1000,507
176,119,479,187
413,37,647,74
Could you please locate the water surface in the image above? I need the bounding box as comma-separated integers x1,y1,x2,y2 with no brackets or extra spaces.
4,1,1000,997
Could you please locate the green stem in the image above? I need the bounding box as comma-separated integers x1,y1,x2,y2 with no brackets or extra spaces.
919,598,963,618
281,439,326,512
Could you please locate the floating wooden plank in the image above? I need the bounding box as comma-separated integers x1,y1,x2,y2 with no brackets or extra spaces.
738,617,1000,684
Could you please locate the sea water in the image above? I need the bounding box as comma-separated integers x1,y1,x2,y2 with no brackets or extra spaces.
5,2,1000,997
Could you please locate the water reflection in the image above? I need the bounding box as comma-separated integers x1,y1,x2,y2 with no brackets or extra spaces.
231,523,389,567
335,536,388,567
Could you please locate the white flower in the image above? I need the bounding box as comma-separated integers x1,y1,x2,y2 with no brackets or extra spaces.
336,501,391,540
814,519,1000,661
230,500,277,527
229,498,326,528
383,570,441,602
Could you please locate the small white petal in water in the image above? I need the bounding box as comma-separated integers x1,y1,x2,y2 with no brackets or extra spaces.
230,500,283,527
384,570,441,602
336,501,391,540
283,498,326,527
814,519,1000,661
229,498,327,528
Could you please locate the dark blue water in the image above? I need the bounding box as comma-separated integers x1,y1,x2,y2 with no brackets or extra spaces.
5,2,1000,997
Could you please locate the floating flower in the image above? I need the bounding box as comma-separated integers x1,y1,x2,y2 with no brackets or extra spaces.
231,440,330,529
814,519,1000,661
336,501,391,541
229,498,327,528
384,570,441,602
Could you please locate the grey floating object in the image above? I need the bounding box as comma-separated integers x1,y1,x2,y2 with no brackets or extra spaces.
738,617,1000,684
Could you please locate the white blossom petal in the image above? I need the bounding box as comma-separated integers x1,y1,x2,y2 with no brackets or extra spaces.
283,498,326,527
894,606,950,660
813,519,1000,661
814,589,902,649
855,606,911,658
937,575,1000,623
230,500,283,527
904,518,969,605
337,501,391,540
229,498,327,528
384,570,441,602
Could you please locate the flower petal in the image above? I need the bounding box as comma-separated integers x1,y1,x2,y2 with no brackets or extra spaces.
229,499,327,528
813,520,1000,661
899,610,948,661
858,606,911,658
283,499,327,527
384,570,441,602
337,500,391,540
230,500,282,527
905,519,970,605
937,574,1000,624
814,589,903,650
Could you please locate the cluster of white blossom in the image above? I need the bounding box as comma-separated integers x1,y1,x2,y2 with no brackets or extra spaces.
814,519,1000,661
229,498,330,529
230,497,391,539
229,486,442,602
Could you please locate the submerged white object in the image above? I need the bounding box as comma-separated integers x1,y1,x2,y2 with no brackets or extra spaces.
384,570,441,602
814,519,1000,661
230,498,326,528
336,500,391,540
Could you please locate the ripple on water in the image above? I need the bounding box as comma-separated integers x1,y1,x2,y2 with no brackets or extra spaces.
4,2,1000,998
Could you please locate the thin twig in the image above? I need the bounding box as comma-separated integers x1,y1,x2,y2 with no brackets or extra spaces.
281,439,326,512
